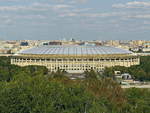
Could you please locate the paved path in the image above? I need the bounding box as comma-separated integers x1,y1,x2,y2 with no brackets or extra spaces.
121,85,150,88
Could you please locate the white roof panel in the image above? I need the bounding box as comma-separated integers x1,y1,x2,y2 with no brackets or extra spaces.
19,45,132,55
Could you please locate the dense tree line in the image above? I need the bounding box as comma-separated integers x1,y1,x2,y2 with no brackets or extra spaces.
104,56,150,81
0,56,150,113
0,57,48,82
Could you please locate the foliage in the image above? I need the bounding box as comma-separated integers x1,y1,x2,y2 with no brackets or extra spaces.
0,74,96,113
125,88,150,113
84,69,98,79
103,56,150,81
0,57,48,81
49,69,67,78
0,56,150,113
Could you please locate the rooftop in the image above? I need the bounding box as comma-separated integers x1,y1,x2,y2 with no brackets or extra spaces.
19,45,132,55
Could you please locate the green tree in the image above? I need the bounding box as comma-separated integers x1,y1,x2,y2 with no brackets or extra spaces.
125,88,150,113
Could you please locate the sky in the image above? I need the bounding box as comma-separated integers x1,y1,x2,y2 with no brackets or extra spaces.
0,0,150,40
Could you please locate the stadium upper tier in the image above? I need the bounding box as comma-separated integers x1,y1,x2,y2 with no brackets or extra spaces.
19,45,132,55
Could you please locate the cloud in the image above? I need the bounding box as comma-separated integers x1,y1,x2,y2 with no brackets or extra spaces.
0,2,72,12
59,12,77,17
112,1,150,9
69,0,88,4
15,15,46,19
76,0,88,3
52,4,72,10
0,0,64,2
127,14,150,19
0,5,47,11
0,15,14,25
111,1,150,20
61,12,128,18
0,2,74,26
72,8,93,12
58,7,93,17
0,14,46,25
0,0,18,1
82,13,119,18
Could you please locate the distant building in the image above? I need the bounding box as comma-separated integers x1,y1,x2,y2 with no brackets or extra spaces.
0,48,11,54
130,40,146,47
142,48,150,52
49,41,62,45
11,45,140,73
20,42,29,46
106,40,120,47
142,43,150,52
43,42,49,46
144,43,150,48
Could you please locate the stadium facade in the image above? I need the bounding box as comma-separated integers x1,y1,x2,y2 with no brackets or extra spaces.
11,45,140,73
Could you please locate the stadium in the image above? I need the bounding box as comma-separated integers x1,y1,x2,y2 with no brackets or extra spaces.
11,45,140,73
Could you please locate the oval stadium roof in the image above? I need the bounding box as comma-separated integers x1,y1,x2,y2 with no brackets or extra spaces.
19,45,132,55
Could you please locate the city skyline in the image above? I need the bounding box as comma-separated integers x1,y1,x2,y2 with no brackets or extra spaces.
0,0,150,40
